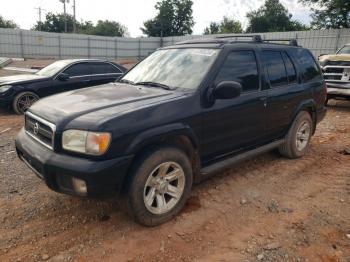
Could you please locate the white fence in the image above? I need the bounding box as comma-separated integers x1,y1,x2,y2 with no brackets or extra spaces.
0,28,350,60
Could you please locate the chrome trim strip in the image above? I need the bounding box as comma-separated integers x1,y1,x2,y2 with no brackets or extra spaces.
323,65,350,69
25,112,56,150
69,72,122,79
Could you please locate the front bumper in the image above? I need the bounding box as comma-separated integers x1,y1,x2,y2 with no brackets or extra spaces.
327,86,350,97
15,128,133,197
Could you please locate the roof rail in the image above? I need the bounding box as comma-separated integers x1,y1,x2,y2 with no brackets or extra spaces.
263,38,299,46
215,34,263,43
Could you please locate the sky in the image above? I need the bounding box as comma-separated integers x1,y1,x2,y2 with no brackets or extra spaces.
1,0,312,37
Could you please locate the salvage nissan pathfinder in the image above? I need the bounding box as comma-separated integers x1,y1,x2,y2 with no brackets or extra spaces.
16,35,327,226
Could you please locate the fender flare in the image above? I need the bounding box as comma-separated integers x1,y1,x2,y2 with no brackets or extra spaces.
289,99,317,134
125,123,199,155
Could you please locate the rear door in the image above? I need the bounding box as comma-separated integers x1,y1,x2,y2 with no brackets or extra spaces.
89,62,124,86
262,49,319,140
201,48,268,163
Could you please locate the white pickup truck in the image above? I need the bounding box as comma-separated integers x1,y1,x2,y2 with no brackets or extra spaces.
319,44,350,104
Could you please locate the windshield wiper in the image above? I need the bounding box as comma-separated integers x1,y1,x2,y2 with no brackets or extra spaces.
135,81,173,90
118,79,135,85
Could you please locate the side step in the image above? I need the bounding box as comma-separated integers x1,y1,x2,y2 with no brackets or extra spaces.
200,139,284,176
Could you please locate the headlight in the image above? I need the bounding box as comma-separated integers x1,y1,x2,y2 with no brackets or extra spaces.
0,85,12,93
62,130,111,155
318,59,328,67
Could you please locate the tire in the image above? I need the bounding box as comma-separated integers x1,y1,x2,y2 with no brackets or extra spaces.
12,91,39,115
278,111,313,159
127,146,193,226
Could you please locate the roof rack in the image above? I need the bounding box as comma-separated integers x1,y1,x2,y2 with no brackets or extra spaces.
173,35,299,47
263,38,299,46
215,34,263,43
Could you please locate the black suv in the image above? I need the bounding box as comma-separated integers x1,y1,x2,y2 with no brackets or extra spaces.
15,35,327,226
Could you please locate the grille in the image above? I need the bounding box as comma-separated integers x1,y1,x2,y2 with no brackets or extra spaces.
324,67,344,74
25,113,55,150
326,61,350,67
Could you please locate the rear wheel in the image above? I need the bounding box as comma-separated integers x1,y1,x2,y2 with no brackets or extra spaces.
127,146,193,226
279,111,313,159
12,91,39,115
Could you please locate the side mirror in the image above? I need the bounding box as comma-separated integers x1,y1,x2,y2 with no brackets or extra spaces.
212,81,242,100
57,73,70,81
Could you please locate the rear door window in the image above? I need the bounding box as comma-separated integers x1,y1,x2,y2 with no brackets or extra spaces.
64,63,93,77
90,62,122,74
282,52,297,84
215,50,259,92
261,51,288,87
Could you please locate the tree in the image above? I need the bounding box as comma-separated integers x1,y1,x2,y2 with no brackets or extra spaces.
141,0,194,37
0,16,18,29
93,20,128,37
32,12,76,33
204,22,220,35
204,17,243,35
246,0,309,32
299,0,350,29
32,13,128,37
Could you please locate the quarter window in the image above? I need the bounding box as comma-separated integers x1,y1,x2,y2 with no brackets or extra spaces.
215,51,259,92
261,51,288,87
290,48,322,83
64,63,92,77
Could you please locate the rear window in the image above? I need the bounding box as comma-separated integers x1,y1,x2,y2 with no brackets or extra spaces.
290,49,322,83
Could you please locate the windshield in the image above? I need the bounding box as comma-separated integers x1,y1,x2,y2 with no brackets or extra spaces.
36,60,71,77
121,48,220,90
337,45,350,55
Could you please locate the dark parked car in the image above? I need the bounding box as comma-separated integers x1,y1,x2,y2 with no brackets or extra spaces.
16,35,326,226
0,59,126,114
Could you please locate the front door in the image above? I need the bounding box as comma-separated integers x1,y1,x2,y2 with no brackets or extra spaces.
53,62,93,93
201,49,268,163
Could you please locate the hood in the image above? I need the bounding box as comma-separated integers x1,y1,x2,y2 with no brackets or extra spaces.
319,54,350,62
29,82,183,127
0,74,49,85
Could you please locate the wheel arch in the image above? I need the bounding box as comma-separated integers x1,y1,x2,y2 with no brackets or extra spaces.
290,100,317,135
120,123,201,194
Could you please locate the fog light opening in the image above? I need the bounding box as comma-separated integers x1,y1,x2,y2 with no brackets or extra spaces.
72,178,87,195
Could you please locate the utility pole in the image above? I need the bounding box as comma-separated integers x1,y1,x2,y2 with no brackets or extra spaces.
35,7,46,30
72,0,76,33
59,0,69,33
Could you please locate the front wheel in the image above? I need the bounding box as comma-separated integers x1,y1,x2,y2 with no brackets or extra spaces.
12,91,39,115
127,146,193,226
279,111,313,159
